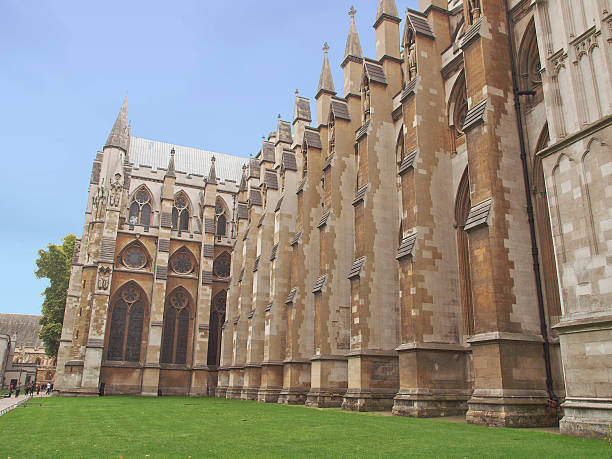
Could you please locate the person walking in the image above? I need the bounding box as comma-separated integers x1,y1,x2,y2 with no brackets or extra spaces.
46,382,51,395
15,384,20,397
36,384,40,395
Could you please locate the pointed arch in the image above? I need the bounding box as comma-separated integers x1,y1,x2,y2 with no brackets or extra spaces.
518,17,543,107
455,168,474,337
128,185,154,227
161,286,194,365
533,128,562,326
172,190,192,232
169,245,198,275
396,125,405,163
215,196,229,237
118,239,152,270
448,71,468,136
207,289,227,367
106,281,149,362
213,251,231,279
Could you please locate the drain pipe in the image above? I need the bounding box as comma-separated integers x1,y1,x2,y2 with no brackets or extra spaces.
503,0,558,405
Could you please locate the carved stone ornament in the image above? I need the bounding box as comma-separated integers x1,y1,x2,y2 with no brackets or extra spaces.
408,43,417,81
328,118,335,152
97,265,112,290
469,0,481,20
109,173,123,207
362,83,371,120
92,186,107,220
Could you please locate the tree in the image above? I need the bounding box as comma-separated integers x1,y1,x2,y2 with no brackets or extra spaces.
35,234,76,357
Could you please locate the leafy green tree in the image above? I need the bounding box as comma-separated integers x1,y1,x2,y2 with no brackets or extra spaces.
35,234,76,357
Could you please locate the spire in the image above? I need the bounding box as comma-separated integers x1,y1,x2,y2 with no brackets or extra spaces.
105,95,129,151
375,0,399,24
344,6,363,61
317,42,335,96
239,164,248,192
207,156,217,184
166,148,176,178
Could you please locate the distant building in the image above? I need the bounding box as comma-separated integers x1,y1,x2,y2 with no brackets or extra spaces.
0,314,56,388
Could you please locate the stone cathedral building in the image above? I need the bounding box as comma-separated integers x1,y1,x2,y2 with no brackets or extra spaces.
55,0,611,438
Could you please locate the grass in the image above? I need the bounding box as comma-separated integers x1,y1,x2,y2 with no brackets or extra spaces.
0,396,608,458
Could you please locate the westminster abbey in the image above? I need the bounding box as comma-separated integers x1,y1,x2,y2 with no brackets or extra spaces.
55,0,612,439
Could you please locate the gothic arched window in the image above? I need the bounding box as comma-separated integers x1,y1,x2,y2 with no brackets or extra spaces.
215,198,228,237
207,290,226,367
128,187,152,227
172,192,190,232
449,72,468,136
455,169,474,338
518,20,543,108
161,288,192,365
118,241,150,270
169,247,196,275
107,283,147,362
213,251,231,278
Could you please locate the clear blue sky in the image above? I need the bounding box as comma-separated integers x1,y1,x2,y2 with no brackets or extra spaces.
0,0,418,315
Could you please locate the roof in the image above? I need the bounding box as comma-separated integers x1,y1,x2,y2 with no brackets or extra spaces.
0,314,43,347
282,152,297,171
261,142,275,162
105,96,129,151
129,136,246,183
407,13,435,39
294,96,312,123
303,128,322,149
331,99,351,121
364,61,388,85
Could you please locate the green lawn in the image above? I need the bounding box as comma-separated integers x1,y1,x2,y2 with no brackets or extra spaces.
0,396,608,458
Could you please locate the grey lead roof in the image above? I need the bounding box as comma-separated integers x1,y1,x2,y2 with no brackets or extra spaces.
261,142,275,162
303,128,322,150
0,314,43,347
294,97,312,123
129,137,246,183
282,152,297,171
277,120,293,144
331,99,351,121
407,13,435,39
364,61,388,85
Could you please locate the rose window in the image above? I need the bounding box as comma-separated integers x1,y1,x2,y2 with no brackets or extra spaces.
122,246,147,269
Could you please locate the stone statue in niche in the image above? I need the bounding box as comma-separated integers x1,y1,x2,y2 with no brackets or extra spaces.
469,0,481,20
408,43,417,81
97,265,111,290
109,173,123,207
328,117,335,152
362,82,371,120
92,186,107,220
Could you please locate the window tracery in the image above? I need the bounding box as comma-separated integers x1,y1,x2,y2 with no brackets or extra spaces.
169,247,196,275
119,242,149,270
207,290,226,367
213,251,231,278
172,192,190,232
128,187,152,227
161,288,191,365
107,283,146,362
215,197,229,237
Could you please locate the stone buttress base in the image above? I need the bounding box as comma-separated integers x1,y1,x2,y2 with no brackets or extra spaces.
306,356,348,408
466,390,559,427
226,366,245,399
277,360,310,405
215,368,230,398
341,352,399,411
257,361,284,403
559,398,612,439
392,344,471,417
241,364,261,400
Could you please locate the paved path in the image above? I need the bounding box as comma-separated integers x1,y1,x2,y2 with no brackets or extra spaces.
0,392,51,416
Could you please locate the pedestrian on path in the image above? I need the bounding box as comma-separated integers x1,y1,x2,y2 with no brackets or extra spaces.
15,385,20,397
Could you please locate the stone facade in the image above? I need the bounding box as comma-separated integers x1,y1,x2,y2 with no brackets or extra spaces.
56,0,611,439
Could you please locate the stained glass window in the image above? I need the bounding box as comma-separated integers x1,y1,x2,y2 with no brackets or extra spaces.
170,251,193,274
161,289,191,365
172,193,190,232
213,252,231,278
122,246,147,269
106,284,146,362
129,187,152,226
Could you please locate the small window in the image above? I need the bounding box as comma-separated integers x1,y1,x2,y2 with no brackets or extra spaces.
172,193,190,232
129,187,152,227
